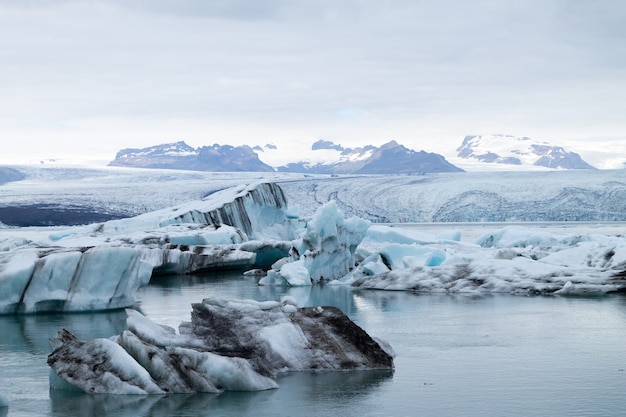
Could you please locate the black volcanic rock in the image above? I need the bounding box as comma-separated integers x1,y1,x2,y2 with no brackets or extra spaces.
109,141,274,172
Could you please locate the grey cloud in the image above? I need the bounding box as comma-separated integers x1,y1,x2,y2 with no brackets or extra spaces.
0,0,625,153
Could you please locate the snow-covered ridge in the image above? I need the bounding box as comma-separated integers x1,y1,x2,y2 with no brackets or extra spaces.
110,141,274,172
110,140,463,174
258,139,464,174
456,134,595,169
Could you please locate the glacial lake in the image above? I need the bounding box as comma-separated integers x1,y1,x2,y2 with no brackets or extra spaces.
1,269,625,417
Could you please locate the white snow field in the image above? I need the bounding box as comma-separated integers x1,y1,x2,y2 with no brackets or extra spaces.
1,165,626,223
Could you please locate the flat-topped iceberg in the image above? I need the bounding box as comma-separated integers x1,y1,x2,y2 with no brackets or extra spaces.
47,297,394,394
348,225,626,295
50,182,295,242
0,183,298,313
0,245,153,314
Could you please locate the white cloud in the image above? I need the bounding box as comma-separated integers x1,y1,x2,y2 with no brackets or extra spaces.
0,0,625,164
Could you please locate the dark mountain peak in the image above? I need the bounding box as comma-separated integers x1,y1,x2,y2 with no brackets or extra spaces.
311,140,344,151
379,140,401,150
111,139,462,174
340,144,375,156
274,140,463,174
113,141,196,160
110,142,274,172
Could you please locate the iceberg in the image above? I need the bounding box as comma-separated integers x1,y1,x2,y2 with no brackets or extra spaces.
60,182,294,241
259,201,369,286
48,297,394,394
0,182,298,313
350,226,626,295
3,178,626,315
0,245,153,314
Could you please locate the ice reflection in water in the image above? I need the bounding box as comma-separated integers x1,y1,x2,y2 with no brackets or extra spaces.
48,370,393,417
1,270,626,416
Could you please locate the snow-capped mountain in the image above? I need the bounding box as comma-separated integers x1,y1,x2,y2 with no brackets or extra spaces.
456,135,596,169
109,141,275,172
111,140,463,174
257,140,463,174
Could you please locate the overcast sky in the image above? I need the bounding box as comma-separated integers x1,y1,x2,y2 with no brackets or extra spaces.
1,0,625,166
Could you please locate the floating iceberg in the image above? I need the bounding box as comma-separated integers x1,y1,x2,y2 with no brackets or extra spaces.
0,183,298,313
48,298,394,394
349,225,626,295
3,180,626,315
259,201,369,286
0,245,153,314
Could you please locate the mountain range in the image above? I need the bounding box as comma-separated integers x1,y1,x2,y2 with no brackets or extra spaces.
108,135,599,174
110,140,463,174
109,141,274,172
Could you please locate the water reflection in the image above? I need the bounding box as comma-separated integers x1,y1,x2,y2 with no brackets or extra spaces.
137,271,361,323
48,370,393,417
4,269,626,417
0,310,128,354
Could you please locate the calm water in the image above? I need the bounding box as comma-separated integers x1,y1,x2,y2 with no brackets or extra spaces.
1,271,626,417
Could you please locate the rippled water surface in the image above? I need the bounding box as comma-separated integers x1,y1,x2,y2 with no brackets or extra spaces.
1,271,626,416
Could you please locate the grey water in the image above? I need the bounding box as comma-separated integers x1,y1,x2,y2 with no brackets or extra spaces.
1,271,626,417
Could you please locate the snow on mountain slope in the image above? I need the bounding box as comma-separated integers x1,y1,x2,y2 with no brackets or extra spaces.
110,141,274,172
456,134,595,169
259,140,462,174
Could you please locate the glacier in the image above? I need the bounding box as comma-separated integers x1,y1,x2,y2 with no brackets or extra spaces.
2,178,626,315
47,297,394,394
2,165,626,225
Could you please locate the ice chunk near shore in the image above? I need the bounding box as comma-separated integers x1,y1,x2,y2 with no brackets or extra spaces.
0,246,153,314
259,201,369,286
334,225,455,285
48,297,393,394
